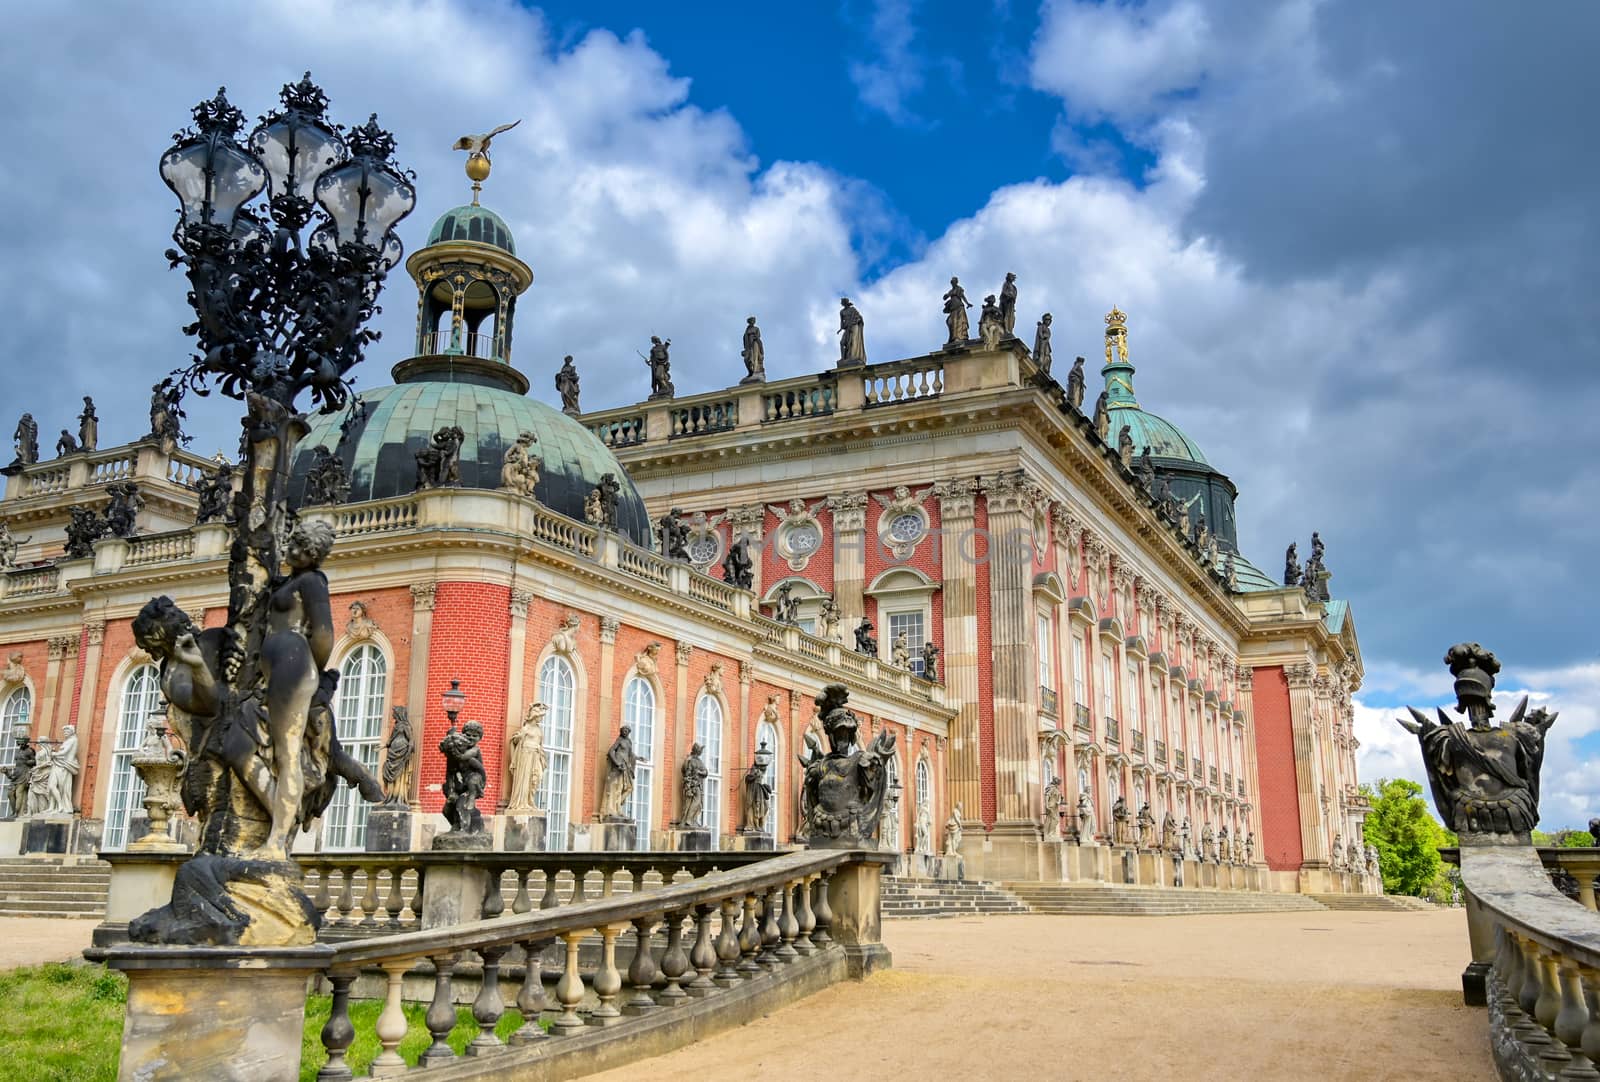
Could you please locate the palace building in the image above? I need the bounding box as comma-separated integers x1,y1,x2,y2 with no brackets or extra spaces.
0,167,1370,895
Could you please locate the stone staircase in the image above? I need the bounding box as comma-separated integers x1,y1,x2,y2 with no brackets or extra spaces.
1001,882,1330,916
882,877,1031,918
1305,893,1433,912
0,857,111,918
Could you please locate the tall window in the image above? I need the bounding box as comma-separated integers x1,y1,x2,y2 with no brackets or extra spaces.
624,676,656,850
695,695,724,847
1036,612,1054,690
0,687,31,817
755,718,779,834
322,645,387,850
539,656,576,850
914,757,932,829
1100,654,1115,718
1125,660,1142,733
1072,635,1087,707
886,610,925,675
106,664,163,850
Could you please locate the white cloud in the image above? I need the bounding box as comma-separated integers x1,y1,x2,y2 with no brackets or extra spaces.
849,0,928,125
1028,0,1211,122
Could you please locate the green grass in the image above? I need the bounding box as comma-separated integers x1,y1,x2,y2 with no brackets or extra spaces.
0,963,547,1082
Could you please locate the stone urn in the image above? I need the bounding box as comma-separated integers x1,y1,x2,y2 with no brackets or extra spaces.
127,719,188,852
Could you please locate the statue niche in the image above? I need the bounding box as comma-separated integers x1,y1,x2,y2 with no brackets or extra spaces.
802,684,896,848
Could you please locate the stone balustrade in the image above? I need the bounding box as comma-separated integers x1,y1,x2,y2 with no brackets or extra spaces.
91,848,889,1081
1449,844,1600,1077
3,442,215,504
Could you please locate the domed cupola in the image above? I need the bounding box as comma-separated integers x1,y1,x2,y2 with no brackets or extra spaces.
1101,307,1241,550
287,139,653,546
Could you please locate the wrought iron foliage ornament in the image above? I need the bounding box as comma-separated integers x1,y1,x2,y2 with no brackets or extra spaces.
130,76,412,947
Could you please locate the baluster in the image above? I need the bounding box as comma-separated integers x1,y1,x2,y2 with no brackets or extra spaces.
811,872,835,946
419,954,460,1067
370,959,411,1078
738,893,763,976
714,897,742,987
381,866,405,928
1580,872,1598,913
482,867,505,919
933,366,945,395
777,879,800,961
467,945,508,1056
540,870,560,910
689,903,719,995
1555,960,1596,1074
1579,967,1600,1069
410,868,426,921
658,910,691,1005
311,863,332,915
336,867,356,927
572,866,590,905
601,867,616,898
794,876,817,955
759,886,783,971
625,914,661,1014
358,867,381,928
513,938,553,1044
1539,948,1565,1031
553,930,589,1034
316,970,357,1082
591,923,625,1026
512,869,533,914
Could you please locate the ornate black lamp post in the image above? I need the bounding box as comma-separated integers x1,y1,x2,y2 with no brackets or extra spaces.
441,679,467,726
126,76,415,946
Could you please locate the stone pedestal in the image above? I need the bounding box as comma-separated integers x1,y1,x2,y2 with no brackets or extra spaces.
500,813,548,852
826,857,892,977
731,830,774,852
668,826,711,852
594,818,637,852
431,828,492,852
1182,858,1199,886
420,862,489,930
0,818,21,856
89,943,333,1082
1198,862,1217,888
363,805,415,852
22,817,101,854
1137,851,1161,886
935,853,964,880
96,852,189,947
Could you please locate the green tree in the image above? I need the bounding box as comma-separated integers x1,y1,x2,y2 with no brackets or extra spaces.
1360,778,1454,897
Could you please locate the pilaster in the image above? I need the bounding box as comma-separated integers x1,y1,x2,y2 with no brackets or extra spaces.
406,582,437,808
980,470,1043,824
596,615,620,816
500,587,534,809
932,476,980,821
1285,661,1326,866
826,492,868,624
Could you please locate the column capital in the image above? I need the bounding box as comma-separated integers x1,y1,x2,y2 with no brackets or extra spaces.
931,476,978,519
85,621,106,647
825,491,869,533
509,587,535,618
410,582,438,612
1284,661,1316,689
979,469,1045,516
727,503,767,542
675,641,694,666
1236,666,1253,691
599,615,620,644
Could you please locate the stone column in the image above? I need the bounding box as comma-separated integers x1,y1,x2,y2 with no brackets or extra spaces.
73,622,105,811
981,471,1042,826
39,636,67,742
596,616,619,812
932,478,980,821
499,588,534,809
736,661,754,789
826,492,869,624
673,641,693,765
406,583,438,808
1285,661,1327,871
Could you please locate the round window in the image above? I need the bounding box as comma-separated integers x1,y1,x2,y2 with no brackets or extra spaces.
887,512,924,543
786,523,822,555
687,534,721,564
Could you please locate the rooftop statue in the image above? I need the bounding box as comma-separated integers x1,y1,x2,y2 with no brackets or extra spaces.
499,431,541,497
586,473,621,530
1397,643,1555,840
1033,313,1053,377
63,505,107,559
942,276,971,347
56,430,79,458
1118,424,1135,467
302,446,350,506
803,684,896,847
1283,542,1302,587
741,317,766,384
838,297,866,367
978,294,1003,351
721,535,754,590
998,271,1018,336
414,424,464,490
78,396,98,452
853,617,878,657
193,460,234,525
555,355,581,415
105,481,144,538
921,641,940,682
1065,356,1086,411
658,507,690,561
11,412,38,468
148,382,183,446
645,336,675,400
1092,390,1110,442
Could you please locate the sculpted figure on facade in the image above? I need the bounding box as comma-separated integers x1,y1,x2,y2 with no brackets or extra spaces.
0,523,27,570
1137,801,1155,849
678,743,709,827
585,473,621,529
1201,821,1216,862
550,614,581,657
944,801,965,856
740,741,773,832
1092,390,1110,442
1032,312,1053,376
942,277,971,346
1077,791,1094,842
1246,832,1256,864
414,424,464,490
913,798,933,854
1043,777,1064,838
379,705,414,806
1065,356,1086,411
740,317,766,383
104,481,143,538
193,461,234,525
1347,837,1362,871
1112,795,1130,845
921,641,941,683
599,725,638,819
818,595,843,643
1218,824,1231,863
4,733,34,818
978,294,1003,351
77,397,98,452
658,507,691,561
838,297,866,366
854,617,878,657
645,336,675,400
880,778,901,851
302,447,350,506
802,684,895,847
1180,816,1192,857
505,703,549,814
1364,842,1379,876
634,642,662,679
998,271,1018,336
721,534,754,589
1162,810,1178,852
555,355,581,415
439,720,487,836
28,724,78,816
892,632,910,669
1330,831,1345,869
499,431,542,497
1398,643,1554,838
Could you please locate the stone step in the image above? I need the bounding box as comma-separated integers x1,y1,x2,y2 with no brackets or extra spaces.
1304,893,1432,911
1001,884,1329,916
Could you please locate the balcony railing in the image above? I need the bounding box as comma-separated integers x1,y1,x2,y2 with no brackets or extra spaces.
763,380,837,422
1208,766,1219,787
1154,740,1167,764
1040,687,1058,716
1192,756,1202,778
1131,729,1145,755
670,399,737,439
1105,716,1120,744
1074,703,1091,732
1237,778,1246,798
417,329,507,362
591,415,646,449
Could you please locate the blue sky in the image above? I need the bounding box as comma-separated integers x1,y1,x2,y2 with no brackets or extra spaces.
1,0,1596,825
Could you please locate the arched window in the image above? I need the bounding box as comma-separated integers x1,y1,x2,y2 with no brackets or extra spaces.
322,644,388,850
624,676,657,850
694,695,724,846
914,757,932,827
106,664,163,850
755,718,779,835
539,656,576,850
0,687,31,817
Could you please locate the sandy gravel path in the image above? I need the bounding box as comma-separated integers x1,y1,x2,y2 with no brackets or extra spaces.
588,909,1492,1082
0,916,97,970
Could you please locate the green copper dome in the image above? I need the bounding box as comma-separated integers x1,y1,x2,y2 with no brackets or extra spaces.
426,204,516,254
288,379,652,547
1102,345,1208,465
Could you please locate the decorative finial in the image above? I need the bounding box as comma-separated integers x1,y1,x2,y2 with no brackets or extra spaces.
1104,306,1130,367
1105,306,1127,332
452,119,522,206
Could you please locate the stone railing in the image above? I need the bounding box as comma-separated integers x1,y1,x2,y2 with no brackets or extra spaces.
1104,716,1120,744
590,414,646,449
862,357,944,408
761,378,837,422
617,543,672,587
2,563,61,598
1074,703,1091,732
92,849,889,1080
124,529,196,568
332,493,421,537
6,443,216,503
669,399,738,439
1449,844,1600,1076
